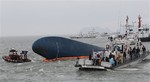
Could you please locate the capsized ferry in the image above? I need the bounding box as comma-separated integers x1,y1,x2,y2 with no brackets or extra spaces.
32,36,105,61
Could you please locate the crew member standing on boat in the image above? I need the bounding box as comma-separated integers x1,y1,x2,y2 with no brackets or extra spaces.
105,50,110,62
113,50,118,65
89,53,92,60
9,48,17,59
139,43,143,56
109,56,115,67
123,51,126,63
13,51,19,60
22,51,28,60
9,48,21,60
106,44,110,51
123,45,127,63
136,47,140,58
142,45,146,55
132,46,136,59
128,47,133,60
102,50,106,61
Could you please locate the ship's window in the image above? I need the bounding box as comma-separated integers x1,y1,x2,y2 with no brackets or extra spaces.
141,31,144,34
146,28,149,31
129,29,133,31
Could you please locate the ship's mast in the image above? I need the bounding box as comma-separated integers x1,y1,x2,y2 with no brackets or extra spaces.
120,16,134,35
125,16,129,35
138,15,141,32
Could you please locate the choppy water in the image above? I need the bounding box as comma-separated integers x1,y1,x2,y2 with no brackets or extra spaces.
0,36,150,82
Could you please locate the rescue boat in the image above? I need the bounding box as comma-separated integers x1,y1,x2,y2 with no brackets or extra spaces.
2,56,31,63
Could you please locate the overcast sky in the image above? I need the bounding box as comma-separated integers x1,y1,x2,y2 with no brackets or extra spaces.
0,0,150,36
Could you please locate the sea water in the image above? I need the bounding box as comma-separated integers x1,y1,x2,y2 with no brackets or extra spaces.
0,36,150,82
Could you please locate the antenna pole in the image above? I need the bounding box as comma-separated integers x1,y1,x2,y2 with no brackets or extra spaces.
126,16,129,35
138,15,141,32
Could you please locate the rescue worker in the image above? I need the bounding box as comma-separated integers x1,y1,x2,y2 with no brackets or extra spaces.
9,48,16,55
132,46,136,59
9,48,17,59
136,47,140,58
128,47,133,60
142,45,146,55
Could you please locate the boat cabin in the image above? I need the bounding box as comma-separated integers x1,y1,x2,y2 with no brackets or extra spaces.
138,25,150,38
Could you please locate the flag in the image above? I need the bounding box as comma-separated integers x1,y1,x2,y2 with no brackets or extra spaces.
92,51,103,59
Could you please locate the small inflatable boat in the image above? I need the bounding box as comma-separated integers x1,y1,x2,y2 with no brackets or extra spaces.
2,56,31,63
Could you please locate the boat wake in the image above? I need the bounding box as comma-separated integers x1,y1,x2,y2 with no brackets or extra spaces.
141,59,150,63
116,68,139,71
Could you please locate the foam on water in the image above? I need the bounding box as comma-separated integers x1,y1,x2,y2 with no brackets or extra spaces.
117,68,139,71
39,68,44,72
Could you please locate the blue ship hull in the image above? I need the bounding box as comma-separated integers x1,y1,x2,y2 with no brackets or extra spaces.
32,36,105,60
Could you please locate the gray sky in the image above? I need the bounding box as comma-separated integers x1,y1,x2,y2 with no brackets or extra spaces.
1,0,150,36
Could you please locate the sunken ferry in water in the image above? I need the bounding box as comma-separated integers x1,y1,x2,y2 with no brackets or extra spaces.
32,36,105,61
